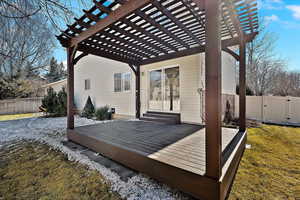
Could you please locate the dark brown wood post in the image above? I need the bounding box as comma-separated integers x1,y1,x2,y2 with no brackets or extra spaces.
239,40,246,131
205,0,222,179
67,47,75,129
136,65,141,119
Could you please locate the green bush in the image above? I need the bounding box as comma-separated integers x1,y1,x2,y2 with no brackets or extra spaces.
41,87,67,117
42,87,57,114
95,106,111,121
55,87,67,116
81,96,95,119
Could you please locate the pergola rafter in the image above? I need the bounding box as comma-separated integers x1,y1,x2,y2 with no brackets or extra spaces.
57,0,258,65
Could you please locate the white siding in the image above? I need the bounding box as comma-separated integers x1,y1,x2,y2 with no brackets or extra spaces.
74,55,135,116
141,54,202,124
222,52,237,95
74,51,236,123
141,52,236,124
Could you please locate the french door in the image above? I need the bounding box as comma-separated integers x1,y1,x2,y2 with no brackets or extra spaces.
148,66,180,112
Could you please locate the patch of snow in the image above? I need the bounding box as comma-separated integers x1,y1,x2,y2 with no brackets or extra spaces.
0,116,189,200
246,144,252,149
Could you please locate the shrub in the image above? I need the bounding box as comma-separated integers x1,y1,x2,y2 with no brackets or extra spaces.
95,106,111,121
81,96,95,119
55,87,67,116
41,87,57,114
41,87,67,117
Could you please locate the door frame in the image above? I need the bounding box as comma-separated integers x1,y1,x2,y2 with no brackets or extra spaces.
147,64,180,113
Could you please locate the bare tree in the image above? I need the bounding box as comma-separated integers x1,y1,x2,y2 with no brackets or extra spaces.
0,0,92,79
0,7,54,79
0,0,92,30
272,70,300,97
246,24,287,95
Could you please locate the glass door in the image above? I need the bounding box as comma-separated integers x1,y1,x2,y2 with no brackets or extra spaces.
149,69,163,111
164,66,180,112
148,66,180,112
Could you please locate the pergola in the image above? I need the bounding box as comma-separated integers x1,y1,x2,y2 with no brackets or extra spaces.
57,0,258,199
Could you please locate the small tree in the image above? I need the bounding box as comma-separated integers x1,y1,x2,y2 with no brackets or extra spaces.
42,87,57,114
41,87,67,116
55,87,67,116
81,96,95,119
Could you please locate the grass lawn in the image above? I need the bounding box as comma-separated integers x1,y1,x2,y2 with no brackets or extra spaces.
229,125,300,200
0,142,120,200
0,113,40,121
0,125,299,199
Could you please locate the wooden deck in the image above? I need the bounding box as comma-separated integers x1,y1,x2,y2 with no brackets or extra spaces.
67,120,246,200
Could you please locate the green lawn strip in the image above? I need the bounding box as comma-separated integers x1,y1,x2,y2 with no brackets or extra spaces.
229,125,300,200
0,142,121,200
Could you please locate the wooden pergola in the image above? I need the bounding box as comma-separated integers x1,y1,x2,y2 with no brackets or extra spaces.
57,0,258,199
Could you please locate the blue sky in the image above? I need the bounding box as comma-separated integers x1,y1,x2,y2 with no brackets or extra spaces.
53,0,300,71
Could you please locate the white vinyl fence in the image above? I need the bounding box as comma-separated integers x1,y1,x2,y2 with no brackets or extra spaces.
0,97,43,115
235,95,300,125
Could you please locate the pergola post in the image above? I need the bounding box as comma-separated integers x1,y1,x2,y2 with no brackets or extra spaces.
136,65,141,119
67,47,75,129
204,0,222,179
239,40,246,131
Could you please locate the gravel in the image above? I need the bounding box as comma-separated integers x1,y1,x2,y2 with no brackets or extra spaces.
0,116,191,200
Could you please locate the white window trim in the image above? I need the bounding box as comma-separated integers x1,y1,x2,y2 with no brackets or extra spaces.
114,73,122,92
123,72,131,92
114,72,131,93
84,79,91,90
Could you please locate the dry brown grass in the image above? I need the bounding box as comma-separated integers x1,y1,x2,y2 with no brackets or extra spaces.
229,125,300,200
0,125,299,200
0,113,40,121
0,142,121,200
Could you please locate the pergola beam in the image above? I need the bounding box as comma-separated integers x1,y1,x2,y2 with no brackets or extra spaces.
69,0,153,47
140,33,256,65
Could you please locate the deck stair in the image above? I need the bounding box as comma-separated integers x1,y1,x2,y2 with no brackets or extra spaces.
140,111,180,124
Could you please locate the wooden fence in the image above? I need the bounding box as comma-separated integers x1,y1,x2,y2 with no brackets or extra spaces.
0,97,43,115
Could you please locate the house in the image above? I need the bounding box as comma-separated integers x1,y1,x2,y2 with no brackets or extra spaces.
74,52,236,124
42,79,67,94
56,0,258,199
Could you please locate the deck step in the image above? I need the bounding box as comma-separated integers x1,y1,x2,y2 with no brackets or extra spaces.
143,113,178,119
141,112,180,124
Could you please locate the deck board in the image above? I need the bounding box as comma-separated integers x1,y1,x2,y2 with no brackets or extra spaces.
73,121,238,176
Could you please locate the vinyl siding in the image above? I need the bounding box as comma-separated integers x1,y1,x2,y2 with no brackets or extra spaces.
74,55,135,116
74,51,236,123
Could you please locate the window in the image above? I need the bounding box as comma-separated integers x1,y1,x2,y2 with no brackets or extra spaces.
123,72,131,91
114,72,131,92
114,73,122,92
84,79,91,90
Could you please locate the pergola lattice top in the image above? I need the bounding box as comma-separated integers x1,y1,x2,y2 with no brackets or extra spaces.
57,0,258,65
